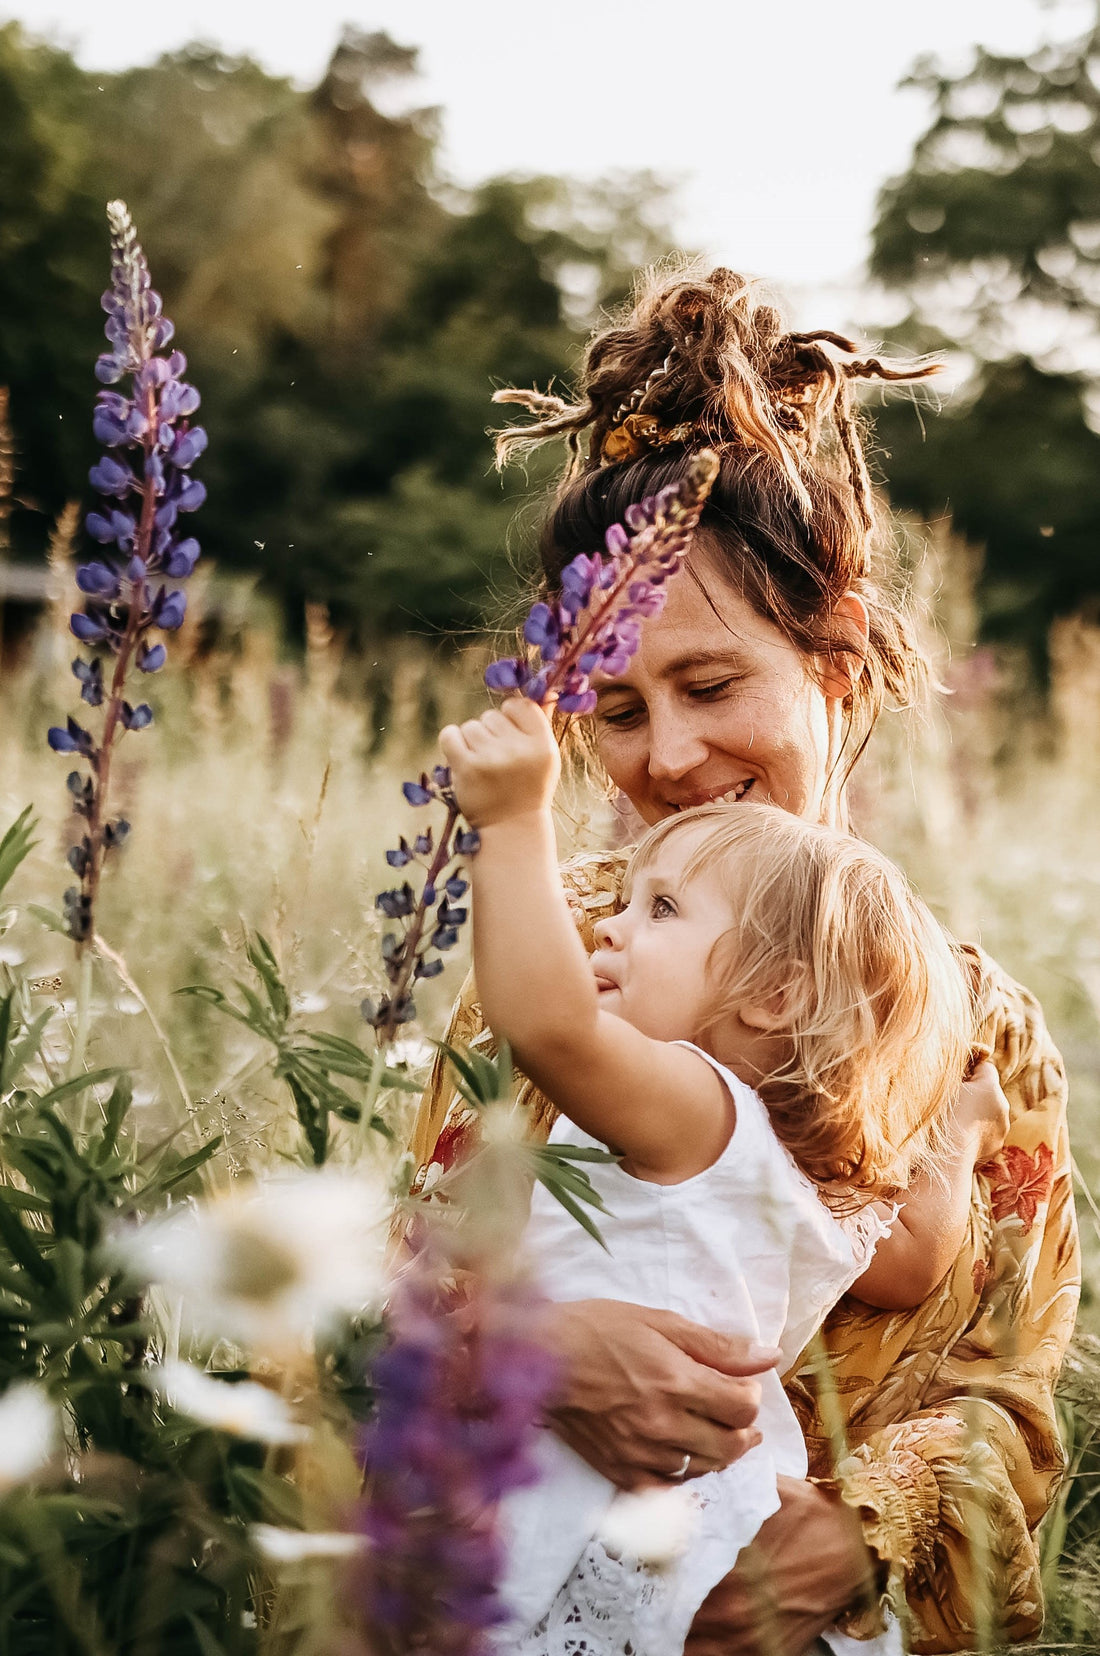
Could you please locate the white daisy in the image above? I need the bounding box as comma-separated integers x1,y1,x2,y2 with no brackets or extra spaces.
114,1167,393,1354
151,1362,308,1444
0,1384,58,1492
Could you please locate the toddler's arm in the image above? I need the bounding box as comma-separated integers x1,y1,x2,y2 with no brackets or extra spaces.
438,699,733,1182
849,1061,1010,1309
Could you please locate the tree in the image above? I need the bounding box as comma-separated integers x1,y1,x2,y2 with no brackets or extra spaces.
869,11,1100,656
0,24,676,638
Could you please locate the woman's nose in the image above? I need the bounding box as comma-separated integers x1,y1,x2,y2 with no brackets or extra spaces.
646,708,709,783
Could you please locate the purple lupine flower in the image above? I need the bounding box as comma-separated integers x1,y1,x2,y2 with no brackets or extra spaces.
484,448,719,713
46,201,206,943
352,1259,556,1653
364,769,480,1042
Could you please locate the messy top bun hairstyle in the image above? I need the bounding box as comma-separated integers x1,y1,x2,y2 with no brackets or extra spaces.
493,266,940,788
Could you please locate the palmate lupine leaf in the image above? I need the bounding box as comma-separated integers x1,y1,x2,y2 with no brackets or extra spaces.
182,930,417,1164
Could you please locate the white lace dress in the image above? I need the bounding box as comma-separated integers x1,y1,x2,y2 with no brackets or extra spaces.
493,1045,898,1656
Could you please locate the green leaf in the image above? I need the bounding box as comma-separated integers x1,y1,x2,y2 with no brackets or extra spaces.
0,807,37,902
143,1135,222,1196
0,1006,54,1094
534,1178,610,1252
35,1068,119,1111
439,1038,514,1109
0,1201,52,1285
93,1077,132,1165
25,903,68,935
246,931,290,1023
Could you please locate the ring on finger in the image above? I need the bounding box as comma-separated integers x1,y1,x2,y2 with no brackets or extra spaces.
670,1451,691,1480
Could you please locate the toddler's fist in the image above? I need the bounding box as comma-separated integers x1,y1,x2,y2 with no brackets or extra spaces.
439,697,561,828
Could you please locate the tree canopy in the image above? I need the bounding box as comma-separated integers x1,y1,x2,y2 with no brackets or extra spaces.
869,14,1100,656
0,24,674,637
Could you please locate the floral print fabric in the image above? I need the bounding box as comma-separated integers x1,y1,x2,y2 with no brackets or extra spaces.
408,850,1080,1653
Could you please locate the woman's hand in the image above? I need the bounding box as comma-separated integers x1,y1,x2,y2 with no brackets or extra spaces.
684,1477,878,1656
542,1298,776,1488
957,1058,1011,1165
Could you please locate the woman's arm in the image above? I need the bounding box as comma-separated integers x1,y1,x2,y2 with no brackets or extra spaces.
439,699,732,1180
850,1060,1010,1310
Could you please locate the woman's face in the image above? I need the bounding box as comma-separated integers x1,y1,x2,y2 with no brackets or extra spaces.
592,555,856,827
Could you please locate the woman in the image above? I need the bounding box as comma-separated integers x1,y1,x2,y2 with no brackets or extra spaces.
410,268,1079,1654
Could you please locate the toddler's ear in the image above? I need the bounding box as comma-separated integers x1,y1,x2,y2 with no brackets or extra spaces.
738,965,809,1032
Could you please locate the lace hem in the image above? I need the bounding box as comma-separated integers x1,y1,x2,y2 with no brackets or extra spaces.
509,1540,677,1656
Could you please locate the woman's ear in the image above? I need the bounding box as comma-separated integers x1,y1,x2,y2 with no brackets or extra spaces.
819,591,870,701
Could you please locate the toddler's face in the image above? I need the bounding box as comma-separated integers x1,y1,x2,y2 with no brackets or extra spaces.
591,826,735,1045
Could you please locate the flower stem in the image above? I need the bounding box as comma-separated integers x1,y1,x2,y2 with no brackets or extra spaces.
68,946,94,1097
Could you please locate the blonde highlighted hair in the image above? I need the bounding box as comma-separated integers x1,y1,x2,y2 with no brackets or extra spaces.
628,803,975,1199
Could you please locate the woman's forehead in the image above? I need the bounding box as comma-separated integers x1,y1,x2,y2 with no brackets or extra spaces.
627,562,795,678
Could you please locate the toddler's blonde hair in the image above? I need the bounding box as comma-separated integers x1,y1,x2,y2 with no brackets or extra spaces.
627,803,975,1199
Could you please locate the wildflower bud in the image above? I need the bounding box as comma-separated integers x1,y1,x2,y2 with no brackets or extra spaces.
153,590,187,631
137,642,166,673
89,456,134,497
401,781,433,807
71,614,109,645
163,538,200,578
76,562,120,598
120,702,154,731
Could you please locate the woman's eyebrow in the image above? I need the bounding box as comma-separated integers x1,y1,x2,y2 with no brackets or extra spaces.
659,648,747,678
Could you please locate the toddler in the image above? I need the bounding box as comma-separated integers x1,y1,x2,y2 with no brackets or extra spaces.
439,697,1003,1656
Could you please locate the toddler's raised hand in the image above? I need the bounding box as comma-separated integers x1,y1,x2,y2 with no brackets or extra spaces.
440,697,561,829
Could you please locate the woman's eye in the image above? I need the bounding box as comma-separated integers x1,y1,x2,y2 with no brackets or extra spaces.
688,676,739,701
597,703,644,730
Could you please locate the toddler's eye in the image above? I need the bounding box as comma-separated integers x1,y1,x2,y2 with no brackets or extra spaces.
650,895,677,920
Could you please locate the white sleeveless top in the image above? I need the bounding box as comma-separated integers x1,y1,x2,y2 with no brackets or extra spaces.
495,1044,893,1656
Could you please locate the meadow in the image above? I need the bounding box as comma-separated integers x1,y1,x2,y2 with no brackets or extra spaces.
2,517,1100,1650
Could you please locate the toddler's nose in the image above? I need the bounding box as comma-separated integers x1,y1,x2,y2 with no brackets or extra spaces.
593,913,620,949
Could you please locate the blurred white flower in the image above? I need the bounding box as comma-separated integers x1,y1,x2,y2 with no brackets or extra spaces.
292,991,330,1016
597,1487,696,1570
251,1523,365,1563
151,1362,308,1444
479,1102,528,1149
114,1167,393,1354
0,1384,58,1492
385,1035,435,1072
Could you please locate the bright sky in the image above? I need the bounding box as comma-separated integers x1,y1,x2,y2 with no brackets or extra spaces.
7,0,1095,298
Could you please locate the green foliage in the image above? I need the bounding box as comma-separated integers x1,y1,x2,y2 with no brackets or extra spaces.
438,1039,615,1249
0,996,294,1653
181,931,418,1164
870,17,1100,656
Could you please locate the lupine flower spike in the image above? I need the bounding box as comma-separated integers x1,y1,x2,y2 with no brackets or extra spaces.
485,447,719,711
365,767,480,1042
47,201,205,943
354,1259,556,1654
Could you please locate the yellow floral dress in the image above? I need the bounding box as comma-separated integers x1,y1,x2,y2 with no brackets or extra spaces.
408,850,1080,1653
